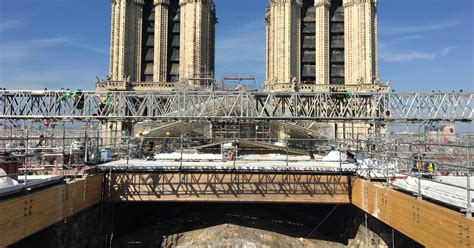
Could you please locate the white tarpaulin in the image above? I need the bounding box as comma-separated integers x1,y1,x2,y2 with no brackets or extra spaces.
392,176,474,211
0,169,18,188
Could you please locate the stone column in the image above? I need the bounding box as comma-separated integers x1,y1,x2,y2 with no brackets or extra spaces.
315,0,330,85
133,0,145,82
109,0,121,81
373,0,379,83
153,0,170,83
265,9,271,88
179,0,193,82
343,0,353,85
117,0,128,81
344,0,378,85
292,1,302,85
364,0,373,84
179,0,214,86
264,0,302,91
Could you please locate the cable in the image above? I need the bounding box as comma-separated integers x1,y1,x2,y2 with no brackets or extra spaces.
306,204,340,238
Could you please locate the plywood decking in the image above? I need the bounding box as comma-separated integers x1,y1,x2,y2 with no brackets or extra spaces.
0,175,103,247
351,178,474,247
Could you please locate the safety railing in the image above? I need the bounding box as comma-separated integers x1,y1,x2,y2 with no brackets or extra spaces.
1,125,472,217
353,134,473,217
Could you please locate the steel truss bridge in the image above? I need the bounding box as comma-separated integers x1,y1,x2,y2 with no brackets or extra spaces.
0,90,472,122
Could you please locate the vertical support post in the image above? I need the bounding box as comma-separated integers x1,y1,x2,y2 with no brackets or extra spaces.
233,139,237,169
367,139,371,182
286,138,289,167
62,123,65,175
9,126,13,150
416,125,423,200
385,155,389,188
467,164,472,218
126,135,130,165
139,135,143,159
180,135,183,169
356,133,359,154
339,146,342,172
96,129,100,165
24,128,28,188
84,130,88,167
417,152,422,200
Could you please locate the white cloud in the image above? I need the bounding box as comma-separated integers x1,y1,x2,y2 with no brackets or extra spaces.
0,36,107,63
70,42,108,54
379,35,423,49
380,46,455,62
440,46,455,56
0,66,100,90
380,52,436,62
382,20,459,34
0,37,73,62
0,36,108,89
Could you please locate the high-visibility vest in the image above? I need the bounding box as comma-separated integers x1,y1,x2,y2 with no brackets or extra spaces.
427,163,434,173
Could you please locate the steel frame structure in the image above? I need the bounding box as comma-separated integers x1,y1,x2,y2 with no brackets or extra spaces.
0,90,472,122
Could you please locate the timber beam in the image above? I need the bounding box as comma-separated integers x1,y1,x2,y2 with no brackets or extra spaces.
0,175,103,247
351,178,474,247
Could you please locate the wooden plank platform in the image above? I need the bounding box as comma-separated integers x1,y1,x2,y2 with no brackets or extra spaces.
105,172,351,204
351,178,474,247
0,175,103,247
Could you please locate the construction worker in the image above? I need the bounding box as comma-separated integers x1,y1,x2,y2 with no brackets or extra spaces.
425,160,435,179
147,141,155,152
145,141,156,160
412,153,422,173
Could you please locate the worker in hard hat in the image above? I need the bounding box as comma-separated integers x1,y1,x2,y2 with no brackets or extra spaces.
424,158,435,179
307,132,315,160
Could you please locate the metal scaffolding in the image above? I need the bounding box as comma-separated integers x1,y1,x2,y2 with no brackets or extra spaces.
0,90,472,122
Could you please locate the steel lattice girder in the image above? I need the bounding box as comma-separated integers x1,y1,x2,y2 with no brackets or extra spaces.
0,90,472,122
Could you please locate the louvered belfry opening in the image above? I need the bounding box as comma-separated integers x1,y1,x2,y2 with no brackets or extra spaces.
141,0,155,82
301,1,316,84
329,0,344,85
167,1,180,82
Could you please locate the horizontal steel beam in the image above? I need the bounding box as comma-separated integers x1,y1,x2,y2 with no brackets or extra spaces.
0,90,472,122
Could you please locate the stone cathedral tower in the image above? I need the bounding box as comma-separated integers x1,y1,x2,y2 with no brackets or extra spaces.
100,0,217,91
265,0,384,92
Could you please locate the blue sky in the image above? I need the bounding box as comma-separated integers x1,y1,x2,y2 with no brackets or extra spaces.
0,0,472,92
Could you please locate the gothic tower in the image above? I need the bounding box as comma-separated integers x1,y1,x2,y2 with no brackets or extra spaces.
265,0,381,92
103,0,217,91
